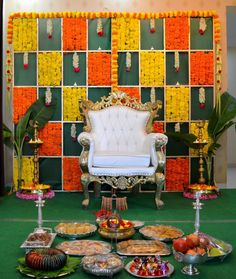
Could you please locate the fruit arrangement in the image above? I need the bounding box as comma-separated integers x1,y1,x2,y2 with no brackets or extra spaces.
128,256,169,277
173,233,207,256
100,218,133,231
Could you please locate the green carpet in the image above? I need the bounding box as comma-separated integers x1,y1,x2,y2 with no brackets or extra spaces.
0,190,235,278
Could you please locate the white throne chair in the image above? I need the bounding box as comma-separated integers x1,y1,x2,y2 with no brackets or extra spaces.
78,91,168,209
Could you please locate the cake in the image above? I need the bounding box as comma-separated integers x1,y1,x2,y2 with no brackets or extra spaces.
25,248,67,271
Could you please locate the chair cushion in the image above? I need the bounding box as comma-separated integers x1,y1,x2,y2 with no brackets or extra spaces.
93,152,151,167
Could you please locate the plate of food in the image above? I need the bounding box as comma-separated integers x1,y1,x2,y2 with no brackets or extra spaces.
56,240,112,256
116,240,171,256
132,221,145,229
139,225,184,242
125,256,174,278
54,222,97,239
20,231,56,249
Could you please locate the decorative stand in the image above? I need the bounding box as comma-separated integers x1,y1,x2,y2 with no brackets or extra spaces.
183,121,219,200
34,189,46,233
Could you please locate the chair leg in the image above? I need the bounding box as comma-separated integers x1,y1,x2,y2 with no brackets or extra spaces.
131,183,140,195
81,173,90,209
155,173,165,209
94,182,101,199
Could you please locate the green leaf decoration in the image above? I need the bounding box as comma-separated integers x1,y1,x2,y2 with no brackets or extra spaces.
165,132,198,149
16,257,81,279
15,110,32,150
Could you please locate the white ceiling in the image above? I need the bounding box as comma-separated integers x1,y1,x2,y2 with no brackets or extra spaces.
227,6,236,48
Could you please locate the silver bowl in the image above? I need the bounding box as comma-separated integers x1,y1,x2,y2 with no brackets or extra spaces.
173,248,208,275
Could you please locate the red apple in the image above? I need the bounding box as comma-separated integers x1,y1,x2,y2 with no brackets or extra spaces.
173,238,188,253
186,233,200,247
186,238,195,249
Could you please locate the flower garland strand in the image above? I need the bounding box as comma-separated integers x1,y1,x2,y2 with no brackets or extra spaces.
47,19,53,39
97,18,103,36
126,52,131,72
150,87,156,103
199,17,207,35
175,122,181,132
174,51,180,72
73,52,80,72
111,18,118,92
71,123,77,142
150,18,155,33
23,52,28,69
199,87,206,109
45,87,52,107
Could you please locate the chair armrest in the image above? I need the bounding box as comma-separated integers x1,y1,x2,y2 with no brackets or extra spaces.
77,132,95,172
144,133,168,170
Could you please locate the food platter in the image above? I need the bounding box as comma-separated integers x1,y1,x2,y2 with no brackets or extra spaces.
132,220,145,229
125,261,174,278
82,253,124,277
116,240,171,256
56,240,112,256
139,225,184,242
20,232,56,249
54,222,97,239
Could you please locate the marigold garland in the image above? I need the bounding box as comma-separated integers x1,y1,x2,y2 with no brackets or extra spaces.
117,18,139,50
111,18,118,91
39,123,62,156
140,52,164,86
166,157,189,191
190,52,214,85
63,18,86,50
63,87,86,121
63,158,82,191
88,52,111,86
13,18,37,51
165,17,189,50
13,157,34,187
117,87,140,100
166,87,189,121
38,52,62,86
13,87,37,124
153,121,164,133
190,122,211,155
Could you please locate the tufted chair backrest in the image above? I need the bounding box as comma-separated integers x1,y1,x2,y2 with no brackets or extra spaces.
88,106,150,153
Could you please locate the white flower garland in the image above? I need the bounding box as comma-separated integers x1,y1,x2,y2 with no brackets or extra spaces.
126,52,131,72
71,123,77,141
73,52,80,72
174,51,180,72
97,18,103,36
199,17,207,35
150,87,156,103
47,19,53,39
175,122,181,132
150,18,156,33
45,87,52,106
23,52,28,69
199,87,205,108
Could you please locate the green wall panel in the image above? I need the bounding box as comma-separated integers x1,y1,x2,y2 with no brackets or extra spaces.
14,53,36,86
190,18,213,50
88,18,111,50
141,19,164,50
118,52,139,85
39,158,62,190
191,87,214,120
63,52,86,86
166,52,189,85
38,88,61,121
88,87,111,102
39,18,61,51
63,123,83,156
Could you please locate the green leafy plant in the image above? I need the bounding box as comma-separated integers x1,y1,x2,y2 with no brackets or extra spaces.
3,96,56,191
166,92,236,185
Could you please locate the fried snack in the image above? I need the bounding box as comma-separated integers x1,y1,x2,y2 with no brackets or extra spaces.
140,225,183,240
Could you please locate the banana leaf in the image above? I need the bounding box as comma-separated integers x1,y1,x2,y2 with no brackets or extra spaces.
208,92,236,141
15,110,32,150
165,132,198,149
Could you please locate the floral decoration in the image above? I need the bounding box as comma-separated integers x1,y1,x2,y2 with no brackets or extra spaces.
63,18,86,50
140,51,164,86
71,124,77,142
126,52,132,72
72,52,80,72
174,122,181,132
13,87,37,124
150,87,156,103
45,87,52,107
13,18,37,51
199,17,207,35
6,48,12,97
117,87,140,100
117,18,139,50
166,157,189,191
63,158,82,191
199,87,206,109
39,123,62,156
190,52,214,85
149,18,156,33
174,51,180,72
63,87,86,121
190,122,211,155
153,121,164,133
23,52,29,69
16,190,55,200
38,52,62,86
88,52,111,85
165,17,189,50
215,43,222,93
111,18,118,91
46,19,53,39
13,157,34,186
165,87,189,121
97,18,103,36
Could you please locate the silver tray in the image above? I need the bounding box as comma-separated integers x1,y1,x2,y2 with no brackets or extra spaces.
125,261,174,278
20,231,56,249
132,220,145,229
82,253,124,277
56,240,112,256
139,224,184,242
54,222,97,239
18,267,69,278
